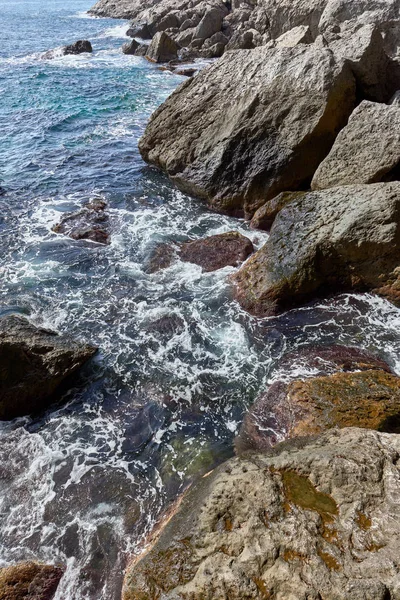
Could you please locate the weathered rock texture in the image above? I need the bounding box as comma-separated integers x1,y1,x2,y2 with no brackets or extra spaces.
0,315,97,420
180,231,254,271
312,101,400,190
52,199,110,245
123,427,400,600
233,182,400,316
145,31,180,62
63,40,92,55
139,44,356,216
0,562,64,600
250,191,305,231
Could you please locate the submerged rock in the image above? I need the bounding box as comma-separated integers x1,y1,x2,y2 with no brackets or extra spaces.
232,182,400,316
145,31,180,62
144,243,177,273
0,315,97,420
312,101,400,190
123,427,400,600
52,199,110,245
139,44,356,216
0,562,64,600
180,231,254,271
63,40,92,55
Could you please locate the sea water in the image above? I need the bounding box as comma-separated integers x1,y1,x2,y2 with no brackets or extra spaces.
1,0,400,598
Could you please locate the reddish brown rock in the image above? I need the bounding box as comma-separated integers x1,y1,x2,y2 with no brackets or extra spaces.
52,199,110,245
0,562,64,600
145,243,177,273
180,231,254,272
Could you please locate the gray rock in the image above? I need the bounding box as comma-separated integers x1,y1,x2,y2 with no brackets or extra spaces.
135,43,149,56
200,41,226,57
225,29,254,49
63,40,92,55
232,183,400,316
195,7,224,40
126,22,152,38
122,39,140,54
139,44,356,217
123,427,400,600
0,315,97,420
145,31,180,62
175,27,195,47
312,101,400,190
275,24,313,46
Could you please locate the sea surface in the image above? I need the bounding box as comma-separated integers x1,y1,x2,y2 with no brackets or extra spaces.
1,1,400,598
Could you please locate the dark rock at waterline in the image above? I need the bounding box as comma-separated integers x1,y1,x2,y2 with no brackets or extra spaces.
126,22,152,39
236,344,395,453
232,182,400,317
134,43,149,56
174,67,197,77
52,199,110,245
250,191,305,230
122,39,140,55
146,314,185,337
0,562,64,600
145,31,180,63
63,40,93,55
144,243,177,273
180,231,254,272
123,427,400,600
0,315,97,420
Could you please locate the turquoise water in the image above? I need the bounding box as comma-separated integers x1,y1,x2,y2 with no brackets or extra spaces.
2,1,400,598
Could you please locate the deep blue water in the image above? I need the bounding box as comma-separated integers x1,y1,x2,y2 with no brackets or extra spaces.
2,1,400,598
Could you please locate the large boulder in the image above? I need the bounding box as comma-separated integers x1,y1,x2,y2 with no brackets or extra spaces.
123,427,400,600
180,231,254,271
232,182,400,316
195,7,224,40
122,39,140,55
0,562,64,600
312,101,400,190
145,31,180,62
139,44,356,217
63,40,92,55
0,315,97,420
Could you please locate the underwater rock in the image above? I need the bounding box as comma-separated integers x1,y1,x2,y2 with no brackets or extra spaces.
180,231,254,272
0,562,64,600
312,101,400,190
232,182,400,316
0,314,97,420
63,40,92,55
123,427,400,600
52,199,110,245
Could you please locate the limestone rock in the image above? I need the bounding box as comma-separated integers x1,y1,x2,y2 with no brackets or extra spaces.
126,22,152,38
275,24,313,47
0,562,64,600
195,7,224,40
63,40,92,55
139,45,356,217
312,101,400,190
145,31,180,62
123,427,400,600
180,231,254,271
0,315,97,420
250,191,305,230
232,183,400,316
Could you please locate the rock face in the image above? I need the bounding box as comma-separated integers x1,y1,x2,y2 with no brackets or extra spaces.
180,231,254,271
233,182,400,316
0,315,97,420
63,40,92,55
312,101,400,190
123,427,400,600
145,31,180,62
0,562,64,600
250,191,305,230
52,199,110,245
139,44,356,216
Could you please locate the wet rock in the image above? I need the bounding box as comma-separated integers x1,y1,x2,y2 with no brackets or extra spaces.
0,314,97,420
312,101,400,190
0,562,64,600
180,231,254,272
250,191,305,230
232,182,400,316
134,43,149,56
146,314,185,337
195,7,224,40
145,243,177,273
63,40,92,55
237,368,400,453
145,31,180,62
52,200,110,245
123,427,400,600
122,39,140,55
126,22,152,39
139,44,356,217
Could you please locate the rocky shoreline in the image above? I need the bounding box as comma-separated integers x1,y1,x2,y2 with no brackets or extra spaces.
2,0,400,597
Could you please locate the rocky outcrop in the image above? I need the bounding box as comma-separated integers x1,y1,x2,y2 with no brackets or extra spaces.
52,199,110,245
0,315,97,420
0,562,64,600
180,231,254,271
312,101,400,190
232,183,400,316
139,44,356,216
63,40,92,55
145,31,180,62
123,427,400,600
